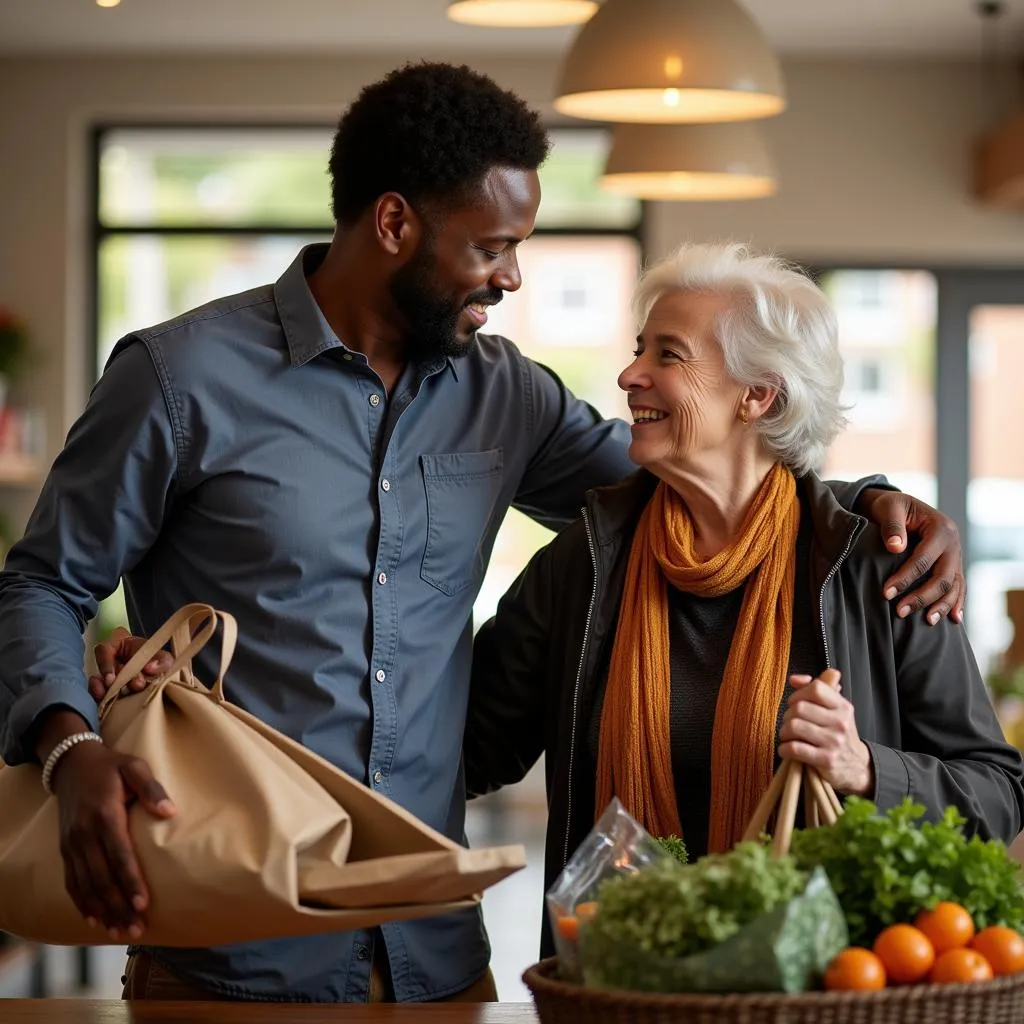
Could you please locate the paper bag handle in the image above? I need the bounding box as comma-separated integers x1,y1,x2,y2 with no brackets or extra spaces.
740,668,844,856
98,603,238,721
170,612,213,684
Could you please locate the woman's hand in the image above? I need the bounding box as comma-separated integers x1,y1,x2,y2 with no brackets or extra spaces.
778,674,875,797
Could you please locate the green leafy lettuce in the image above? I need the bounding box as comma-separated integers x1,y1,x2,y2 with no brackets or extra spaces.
653,834,688,865
790,797,1024,947
583,841,807,963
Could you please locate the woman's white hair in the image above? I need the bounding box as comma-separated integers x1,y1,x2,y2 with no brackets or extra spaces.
633,242,847,475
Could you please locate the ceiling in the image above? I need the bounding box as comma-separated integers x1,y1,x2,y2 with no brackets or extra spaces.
0,0,1022,57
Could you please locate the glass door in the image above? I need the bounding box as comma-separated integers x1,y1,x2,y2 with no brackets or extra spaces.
935,273,1024,681
968,302,1024,680
818,269,938,505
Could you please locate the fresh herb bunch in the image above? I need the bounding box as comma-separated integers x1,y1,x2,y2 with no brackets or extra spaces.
583,841,807,963
790,797,1024,946
654,834,688,865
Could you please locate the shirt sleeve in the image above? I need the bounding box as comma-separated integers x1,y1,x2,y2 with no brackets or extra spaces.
0,338,179,765
513,355,634,531
465,526,571,797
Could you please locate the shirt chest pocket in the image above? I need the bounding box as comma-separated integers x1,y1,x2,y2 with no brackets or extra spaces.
419,449,504,596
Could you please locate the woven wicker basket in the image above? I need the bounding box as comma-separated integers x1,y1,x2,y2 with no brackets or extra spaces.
524,957,1024,1024
529,669,1024,1022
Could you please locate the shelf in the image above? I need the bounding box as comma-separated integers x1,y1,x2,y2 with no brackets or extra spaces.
0,936,52,999
0,935,34,983
0,453,43,487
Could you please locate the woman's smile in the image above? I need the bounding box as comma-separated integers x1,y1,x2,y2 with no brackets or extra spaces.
630,405,669,430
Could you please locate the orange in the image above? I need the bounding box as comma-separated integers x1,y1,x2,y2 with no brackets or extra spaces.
824,948,887,991
929,947,994,984
873,924,936,985
914,902,975,955
971,926,1024,976
555,901,600,942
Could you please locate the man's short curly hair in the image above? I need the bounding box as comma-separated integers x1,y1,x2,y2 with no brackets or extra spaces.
329,62,550,226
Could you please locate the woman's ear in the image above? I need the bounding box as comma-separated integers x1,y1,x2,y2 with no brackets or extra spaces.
742,384,779,423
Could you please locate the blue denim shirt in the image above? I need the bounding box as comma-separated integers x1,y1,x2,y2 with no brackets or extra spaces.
0,244,634,1001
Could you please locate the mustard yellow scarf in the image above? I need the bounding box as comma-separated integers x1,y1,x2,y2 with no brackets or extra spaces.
596,464,799,853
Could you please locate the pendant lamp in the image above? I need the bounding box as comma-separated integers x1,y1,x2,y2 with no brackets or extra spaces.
555,0,784,123
600,123,776,200
446,0,599,27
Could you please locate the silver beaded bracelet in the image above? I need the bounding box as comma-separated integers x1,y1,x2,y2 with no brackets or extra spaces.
41,731,104,794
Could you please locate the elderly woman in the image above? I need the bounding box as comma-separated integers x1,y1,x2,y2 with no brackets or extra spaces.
465,243,1024,950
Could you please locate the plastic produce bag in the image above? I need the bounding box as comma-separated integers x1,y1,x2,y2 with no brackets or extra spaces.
545,798,674,982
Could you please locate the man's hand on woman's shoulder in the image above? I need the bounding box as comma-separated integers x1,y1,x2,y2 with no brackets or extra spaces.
860,488,964,626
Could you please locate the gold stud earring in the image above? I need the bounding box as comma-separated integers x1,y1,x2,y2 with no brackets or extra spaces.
739,408,749,425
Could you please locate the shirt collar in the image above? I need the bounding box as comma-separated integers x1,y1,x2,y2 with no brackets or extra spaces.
274,243,342,367
274,242,459,381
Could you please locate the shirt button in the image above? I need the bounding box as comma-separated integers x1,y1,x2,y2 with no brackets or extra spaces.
369,393,381,407
342,353,353,362
373,770,384,785
355,943,370,960
377,572,387,586
380,478,391,492
375,669,386,683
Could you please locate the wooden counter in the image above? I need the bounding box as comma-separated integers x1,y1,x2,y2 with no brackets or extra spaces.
1,1002,538,1023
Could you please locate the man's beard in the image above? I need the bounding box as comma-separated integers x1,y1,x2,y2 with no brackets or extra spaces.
388,240,501,362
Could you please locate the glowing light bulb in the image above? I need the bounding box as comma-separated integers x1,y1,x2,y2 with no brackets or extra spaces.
663,56,683,79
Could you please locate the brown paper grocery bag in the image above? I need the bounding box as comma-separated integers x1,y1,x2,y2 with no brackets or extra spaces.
0,603,524,947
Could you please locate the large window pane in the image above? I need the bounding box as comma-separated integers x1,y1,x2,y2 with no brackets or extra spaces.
819,270,937,506
968,304,1024,679
99,128,335,229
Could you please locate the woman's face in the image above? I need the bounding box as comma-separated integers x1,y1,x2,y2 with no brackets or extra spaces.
618,289,747,475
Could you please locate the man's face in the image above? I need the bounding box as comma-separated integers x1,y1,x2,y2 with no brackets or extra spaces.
388,165,540,361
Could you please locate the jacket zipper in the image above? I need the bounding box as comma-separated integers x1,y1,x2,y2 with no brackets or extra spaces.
563,506,599,868
818,523,862,668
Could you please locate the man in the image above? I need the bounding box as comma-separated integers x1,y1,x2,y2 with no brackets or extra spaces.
0,62,964,1004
